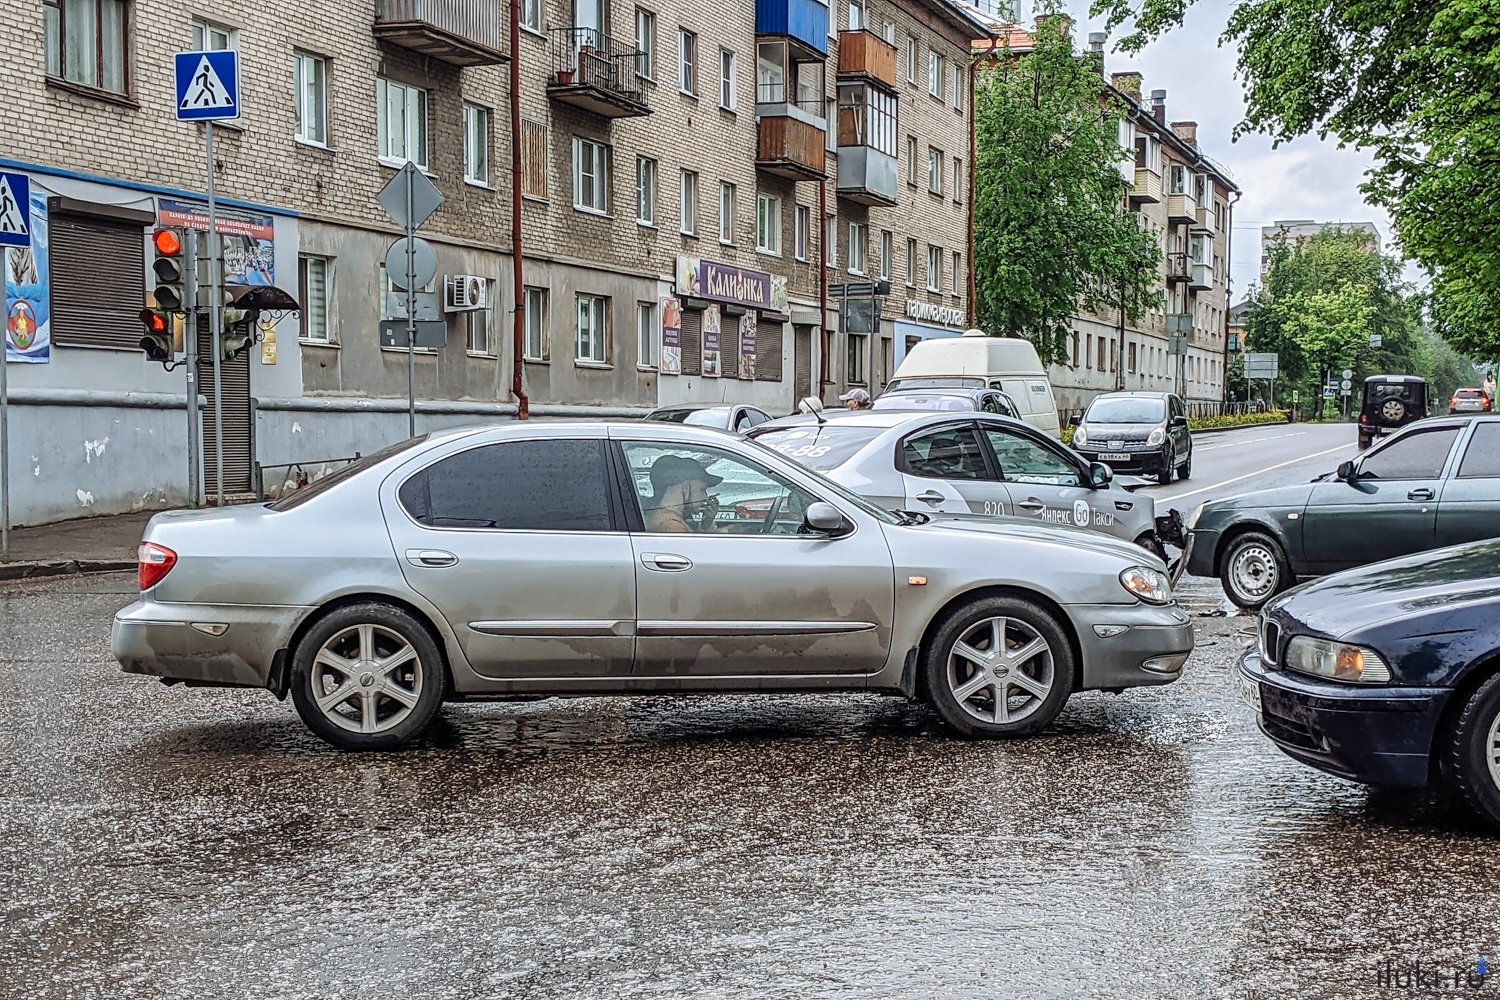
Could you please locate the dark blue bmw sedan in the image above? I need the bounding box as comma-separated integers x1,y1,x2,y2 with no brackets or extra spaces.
1240,538,1500,827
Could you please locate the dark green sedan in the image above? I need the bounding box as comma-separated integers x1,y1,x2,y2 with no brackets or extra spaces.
1186,415,1500,609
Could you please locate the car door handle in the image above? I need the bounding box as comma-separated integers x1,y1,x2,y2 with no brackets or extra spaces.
1407,488,1435,501
916,490,946,505
405,549,458,568
641,552,693,572
1017,498,1045,511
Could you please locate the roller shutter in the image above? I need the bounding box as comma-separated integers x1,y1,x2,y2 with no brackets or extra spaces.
756,319,784,381
50,215,146,349
197,319,254,495
680,308,702,376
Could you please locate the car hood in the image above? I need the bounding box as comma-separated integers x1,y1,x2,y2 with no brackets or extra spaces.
915,513,1163,566
1268,538,1500,637
1198,483,1315,520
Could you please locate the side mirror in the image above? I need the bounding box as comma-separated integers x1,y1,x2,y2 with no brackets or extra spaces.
1088,462,1113,489
1337,460,1357,482
798,396,824,415
1171,415,1188,428
1069,414,1081,427
804,501,847,534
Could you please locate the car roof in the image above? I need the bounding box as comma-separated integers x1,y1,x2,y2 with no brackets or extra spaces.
881,386,986,397
1089,391,1170,400
1364,374,1426,383
753,409,1032,433
647,402,736,412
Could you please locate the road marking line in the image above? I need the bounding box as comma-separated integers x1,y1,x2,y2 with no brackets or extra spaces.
1154,442,1355,504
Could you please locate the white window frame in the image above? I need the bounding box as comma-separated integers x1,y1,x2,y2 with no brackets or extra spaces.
636,156,657,226
905,135,917,186
951,250,961,296
678,29,697,95
881,20,895,44
848,221,866,275
377,77,429,169
465,283,495,356
879,230,892,281
794,204,810,261
953,64,963,110
928,51,943,99
719,48,737,111
680,169,698,235
927,147,942,196
524,286,548,361
952,156,962,203
905,35,917,85
572,136,611,215
927,244,942,292
522,0,540,31
756,192,782,255
719,181,736,244
191,17,234,51
293,52,327,147
637,300,659,369
576,294,609,365
298,255,331,343
905,238,916,287
825,214,837,267
463,103,490,186
635,7,654,78
848,0,865,31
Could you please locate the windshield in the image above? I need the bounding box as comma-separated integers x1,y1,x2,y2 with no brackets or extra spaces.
269,435,431,511
751,425,883,471
872,394,975,411
647,407,731,426
1085,397,1166,424
888,377,985,391
743,435,901,525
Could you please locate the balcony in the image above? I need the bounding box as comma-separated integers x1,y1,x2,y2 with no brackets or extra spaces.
1189,262,1213,290
1191,204,1214,234
757,97,826,180
1129,166,1162,205
837,31,898,89
1166,252,1190,284
836,147,898,206
374,0,506,66
1167,192,1196,224
756,0,828,59
547,29,650,119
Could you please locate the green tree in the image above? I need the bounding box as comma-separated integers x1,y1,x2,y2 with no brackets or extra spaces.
1089,0,1500,358
971,4,1160,365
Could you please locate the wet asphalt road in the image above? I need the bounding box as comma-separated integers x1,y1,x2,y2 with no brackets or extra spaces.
5,425,1497,1000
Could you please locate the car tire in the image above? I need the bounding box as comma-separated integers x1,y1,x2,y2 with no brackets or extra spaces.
1442,673,1500,828
1381,398,1407,423
1219,531,1290,611
922,596,1076,739
1156,455,1173,486
1177,451,1192,480
1135,532,1169,564
1357,432,1371,450
289,602,448,751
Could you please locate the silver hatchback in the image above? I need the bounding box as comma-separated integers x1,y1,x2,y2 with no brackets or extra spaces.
114,423,1191,751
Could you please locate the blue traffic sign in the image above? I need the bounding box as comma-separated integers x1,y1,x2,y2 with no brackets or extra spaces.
174,50,240,121
0,172,30,248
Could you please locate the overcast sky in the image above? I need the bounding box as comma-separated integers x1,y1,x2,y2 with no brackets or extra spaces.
1039,0,1400,304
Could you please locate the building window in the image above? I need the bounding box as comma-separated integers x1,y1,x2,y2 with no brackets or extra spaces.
905,135,917,186
719,48,737,111
826,97,837,151
1128,341,1137,373
680,169,698,234
905,238,916,287
524,287,548,361
757,192,781,254
45,0,129,94
637,156,657,225
825,214,837,267
847,333,868,384
848,222,867,275
466,284,495,355
928,51,943,99
298,256,330,342
521,119,549,199
953,65,963,110
905,35,917,85
635,8,655,78
678,29,697,94
519,0,539,29
637,301,658,369
794,204,810,260
191,18,233,50
952,157,963,202
848,0,865,31
879,230,892,281
572,136,611,214
377,77,428,168
927,244,942,291
881,20,895,44
293,53,327,146
719,181,736,244
577,295,609,364
463,104,490,185
1096,336,1105,370
952,250,961,296
927,147,942,196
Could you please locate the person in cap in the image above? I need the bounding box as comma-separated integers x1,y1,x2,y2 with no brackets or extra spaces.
839,388,871,410
646,455,724,532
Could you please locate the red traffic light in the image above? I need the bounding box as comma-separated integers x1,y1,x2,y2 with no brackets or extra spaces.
152,228,183,257
138,308,170,334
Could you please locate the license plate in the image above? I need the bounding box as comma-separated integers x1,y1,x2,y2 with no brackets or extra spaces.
1098,452,1130,462
1238,674,1263,714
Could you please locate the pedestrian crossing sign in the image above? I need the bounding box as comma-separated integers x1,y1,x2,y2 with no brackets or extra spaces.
174,50,240,121
0,172,30,248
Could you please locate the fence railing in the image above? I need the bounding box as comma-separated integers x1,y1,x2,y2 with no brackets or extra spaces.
550,27,647,106
254,454,361,501
376,0,504,53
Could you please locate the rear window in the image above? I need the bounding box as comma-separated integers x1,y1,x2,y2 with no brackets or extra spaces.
1456,389,1481,398
1086,397,1166,423
888,377,984,391
648,407,731,427
751,425,882,470
872,394,975,411
269,436,430,511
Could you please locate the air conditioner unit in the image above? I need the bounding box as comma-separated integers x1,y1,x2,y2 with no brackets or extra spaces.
445,274,487,311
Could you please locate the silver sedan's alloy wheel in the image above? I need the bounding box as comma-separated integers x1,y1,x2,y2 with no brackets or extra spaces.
1228,542,1280,603
1486,711,1500,793
946,616,1055,726
310,623,425,735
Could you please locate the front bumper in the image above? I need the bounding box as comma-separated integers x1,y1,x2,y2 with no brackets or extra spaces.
1239,649,1448,788
1182,527,1220,578
1069,601,1194,689
113,597,310,689
1075,447,1168,477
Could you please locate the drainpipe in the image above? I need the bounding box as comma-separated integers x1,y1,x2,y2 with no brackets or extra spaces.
819,178,829,401
510,0,530,419
968,36,999,323
1224,188,1240,411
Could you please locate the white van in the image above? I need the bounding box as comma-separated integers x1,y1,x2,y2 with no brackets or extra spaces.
886,330,1061,437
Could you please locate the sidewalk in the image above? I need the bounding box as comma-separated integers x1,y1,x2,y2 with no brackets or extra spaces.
0,510,156,581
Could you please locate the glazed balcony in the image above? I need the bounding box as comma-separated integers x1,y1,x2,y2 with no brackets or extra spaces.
373,0,506,67
547,28,650,119
836,30,897,89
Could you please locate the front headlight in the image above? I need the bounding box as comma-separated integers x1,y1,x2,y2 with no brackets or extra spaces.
1120,565,1172,605
1284,636,1392,684
1146,427,1166,447
1073,425,1088,447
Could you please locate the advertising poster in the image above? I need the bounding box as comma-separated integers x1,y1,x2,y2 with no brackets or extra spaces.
702,304,721,377
737,312,756,380
5,184,50,364
157,198,276,286
660,296,682,374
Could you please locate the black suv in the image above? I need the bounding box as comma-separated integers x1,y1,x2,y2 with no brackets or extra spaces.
1358,375,1427,449
1070,391,1192,485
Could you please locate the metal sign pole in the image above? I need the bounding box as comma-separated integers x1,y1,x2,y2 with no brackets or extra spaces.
405,173,417,439
1,248,9,563
184,229,201,507
206,121,225,506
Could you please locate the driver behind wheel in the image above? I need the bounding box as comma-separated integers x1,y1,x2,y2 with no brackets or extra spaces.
645,455,723,532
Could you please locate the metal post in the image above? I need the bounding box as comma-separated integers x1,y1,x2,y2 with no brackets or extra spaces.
206,121,225,506
184,229,201,507
1,248,9,562
406,176,416,438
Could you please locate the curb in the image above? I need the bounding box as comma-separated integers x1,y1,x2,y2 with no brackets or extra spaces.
0,559,136,582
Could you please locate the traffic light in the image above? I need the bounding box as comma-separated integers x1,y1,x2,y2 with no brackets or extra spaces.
137,308,173,363
150,228,187,312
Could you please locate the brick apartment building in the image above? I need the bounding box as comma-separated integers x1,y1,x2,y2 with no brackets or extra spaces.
0,0,986,523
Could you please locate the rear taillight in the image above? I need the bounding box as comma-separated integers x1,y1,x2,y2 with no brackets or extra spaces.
138,542,177,590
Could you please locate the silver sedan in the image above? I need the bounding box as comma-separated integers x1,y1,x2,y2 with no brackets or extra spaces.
114,422,1192,751
748,410,1166,554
